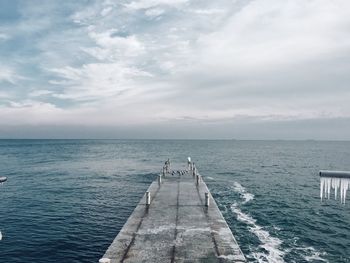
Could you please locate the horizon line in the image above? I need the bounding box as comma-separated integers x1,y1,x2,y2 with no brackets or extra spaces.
0,138,350,142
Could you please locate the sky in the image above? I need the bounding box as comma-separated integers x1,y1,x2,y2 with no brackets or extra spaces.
1,0,350,139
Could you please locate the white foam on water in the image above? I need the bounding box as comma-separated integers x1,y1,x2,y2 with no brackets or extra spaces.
231,203,329,263
303,250,328,262
0,231,2,241
231,203,286,263
292,246,328,262
206,176,214,180
233,182,254,204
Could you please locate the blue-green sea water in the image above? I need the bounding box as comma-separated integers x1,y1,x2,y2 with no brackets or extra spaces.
0,140,349,263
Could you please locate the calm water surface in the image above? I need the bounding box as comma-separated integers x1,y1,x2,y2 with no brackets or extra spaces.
0,140,349,263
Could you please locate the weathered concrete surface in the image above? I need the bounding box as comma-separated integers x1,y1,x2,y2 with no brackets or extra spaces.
100,173,246,263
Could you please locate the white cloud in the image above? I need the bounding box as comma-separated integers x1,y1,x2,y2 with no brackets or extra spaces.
0,67,22,84
28,90,55,97
101,6,113,16
144,8,165,17
0,33,9,41
45,0,350,125
0,91,11,99
85,29,145,60
50,62,152,102
166,0,350,120
71,1,116,25
189,8,225,15
0,100,63,125
196,0,350,70
124,0,189,10
2,0,350,138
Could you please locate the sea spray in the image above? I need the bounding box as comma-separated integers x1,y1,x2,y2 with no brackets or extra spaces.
230,203,286,263
232,182,254,204
231,181,328,263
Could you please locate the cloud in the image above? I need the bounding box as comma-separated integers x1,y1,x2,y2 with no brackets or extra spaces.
144,7,165,17
42,0,350,123
195,0,350,70
189,8,225,15
1,0,350,138
0,100,64,125
0,33,9,40
28,90,54,97
124,0,189,10
0,67,22,84
166,0,350,121
100,6,113,17
0,91,11,99
50,62,152,102
84,29,145,60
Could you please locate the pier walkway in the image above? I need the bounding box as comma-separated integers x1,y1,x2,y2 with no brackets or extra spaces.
100,169,246,263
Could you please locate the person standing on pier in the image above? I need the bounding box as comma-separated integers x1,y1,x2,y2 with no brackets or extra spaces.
193,163,196,176
187,157,191,171
165,159,171,174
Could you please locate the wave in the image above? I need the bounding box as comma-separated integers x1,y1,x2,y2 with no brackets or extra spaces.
232,182,254,204
292,246,328,262
231,202,328,263
231,203,286,263
217,172,245,176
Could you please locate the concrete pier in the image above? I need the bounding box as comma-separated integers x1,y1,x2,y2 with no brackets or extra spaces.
100,169,246,262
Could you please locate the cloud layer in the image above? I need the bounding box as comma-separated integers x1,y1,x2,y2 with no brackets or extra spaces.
1,0,350,139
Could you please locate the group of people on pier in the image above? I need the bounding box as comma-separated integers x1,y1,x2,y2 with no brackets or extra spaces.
161,157,198,177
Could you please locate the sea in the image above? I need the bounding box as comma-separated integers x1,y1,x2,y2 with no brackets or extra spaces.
0,139,349,263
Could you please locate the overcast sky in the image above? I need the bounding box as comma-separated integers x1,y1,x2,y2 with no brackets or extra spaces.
1,0,350,139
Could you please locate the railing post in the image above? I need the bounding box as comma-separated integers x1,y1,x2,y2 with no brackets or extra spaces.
205,192,209,207
146,191,151,205
196,174,200,186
